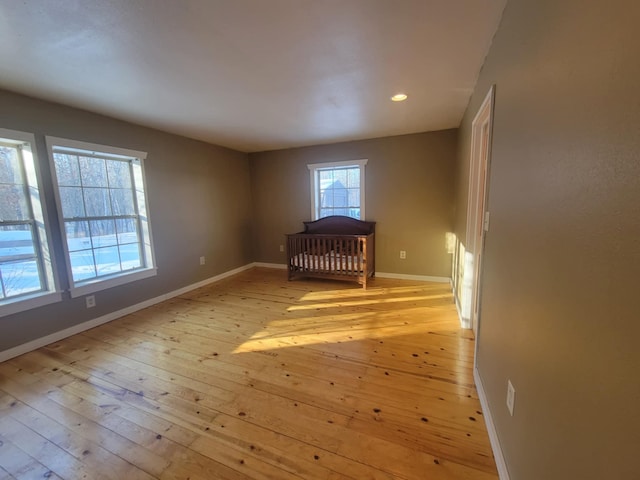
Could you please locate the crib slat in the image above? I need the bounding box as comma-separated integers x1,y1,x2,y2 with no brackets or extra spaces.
286,231,373,288
362,236,367,288
349,238,353,276
322,237,326,273
351,238,356,276
330,238,335,274
304,237,309,271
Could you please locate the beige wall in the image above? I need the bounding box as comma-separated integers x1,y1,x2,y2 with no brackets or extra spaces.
454,0,640,478
0,89,253,352
250,131,457,277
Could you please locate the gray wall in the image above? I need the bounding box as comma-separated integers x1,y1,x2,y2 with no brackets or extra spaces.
1,92,456,354
0,90,253,351
250,131,457,276
454,0,640,478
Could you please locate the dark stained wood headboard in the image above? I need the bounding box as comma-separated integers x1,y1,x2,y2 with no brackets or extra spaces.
302,215,376,236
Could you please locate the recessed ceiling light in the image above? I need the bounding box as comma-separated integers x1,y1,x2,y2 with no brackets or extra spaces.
390,93,408,102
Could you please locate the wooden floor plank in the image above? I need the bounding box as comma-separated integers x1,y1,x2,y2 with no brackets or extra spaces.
0,431,62,480
0,268,497,479
0,372,162,479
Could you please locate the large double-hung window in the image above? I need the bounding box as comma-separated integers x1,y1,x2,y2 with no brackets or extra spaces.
47,137,156,297
308,159,367,220
0,129,60,317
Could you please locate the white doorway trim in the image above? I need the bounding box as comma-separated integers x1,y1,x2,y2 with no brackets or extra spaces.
464,85,495,336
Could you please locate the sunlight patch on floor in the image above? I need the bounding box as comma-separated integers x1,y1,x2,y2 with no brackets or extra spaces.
232,321,433,353
233,284,460,354
286,293,452,311
297,283,449,301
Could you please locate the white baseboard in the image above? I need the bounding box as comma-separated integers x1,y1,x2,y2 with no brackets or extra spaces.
0,263,256,363
474,367,511,480
375,272,450,283
170,263,255,296
253,262,287,270
1,262,451,362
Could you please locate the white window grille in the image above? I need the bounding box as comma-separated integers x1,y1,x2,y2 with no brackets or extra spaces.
47,137,156,297
0,129,61,317
308,159,367,220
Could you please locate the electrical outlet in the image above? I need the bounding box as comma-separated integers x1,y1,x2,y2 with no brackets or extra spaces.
400,250,407,259
86,295,96,309
200,256,206,265
279,244,284,252
506,380,516,416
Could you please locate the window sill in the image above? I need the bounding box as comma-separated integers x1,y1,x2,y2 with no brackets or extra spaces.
0,291,64,318
69,267,158,298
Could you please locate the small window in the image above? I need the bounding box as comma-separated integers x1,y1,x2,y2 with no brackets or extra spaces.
47,137,156,297
0,129,60,317
308,159,367,220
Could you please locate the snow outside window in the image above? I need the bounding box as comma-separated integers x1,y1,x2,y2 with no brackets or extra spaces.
0,129,61,317
47,137,156,297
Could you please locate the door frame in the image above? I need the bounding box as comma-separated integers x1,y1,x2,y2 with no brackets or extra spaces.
465,85,495,336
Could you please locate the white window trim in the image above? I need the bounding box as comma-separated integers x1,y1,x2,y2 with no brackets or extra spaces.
0,290,63,318
307,159,367,220
45,136,157,298
0,128,62,318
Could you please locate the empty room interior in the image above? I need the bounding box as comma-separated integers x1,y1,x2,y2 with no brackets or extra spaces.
0,1,638,479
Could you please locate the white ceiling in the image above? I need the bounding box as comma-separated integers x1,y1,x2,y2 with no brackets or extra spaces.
0,1,506,153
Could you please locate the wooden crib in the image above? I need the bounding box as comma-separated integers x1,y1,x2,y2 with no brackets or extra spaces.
286,216,375,288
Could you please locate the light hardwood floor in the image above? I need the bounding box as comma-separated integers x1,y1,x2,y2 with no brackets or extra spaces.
0,268,498,479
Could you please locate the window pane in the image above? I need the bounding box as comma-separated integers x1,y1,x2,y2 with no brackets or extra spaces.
116,218,139,244
54,154,81,186
110,188,135,215
311,162,365,221
65,221,92,252
0,146,22,184
107,160,132,188
119,244,141,270
79,156,108,187
1,260,41,297
0,224,36,261
83,188,112,217
333,169,347,186
94,246,121,275
332,188,348,207
347,168,360,188
0,131,57,305
0,184,29,221
50,139,154,289
59,186,86,218
348,188,360,207
89,219,117,248
320,189,331,208
319,170,333,183
69,250,96,281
